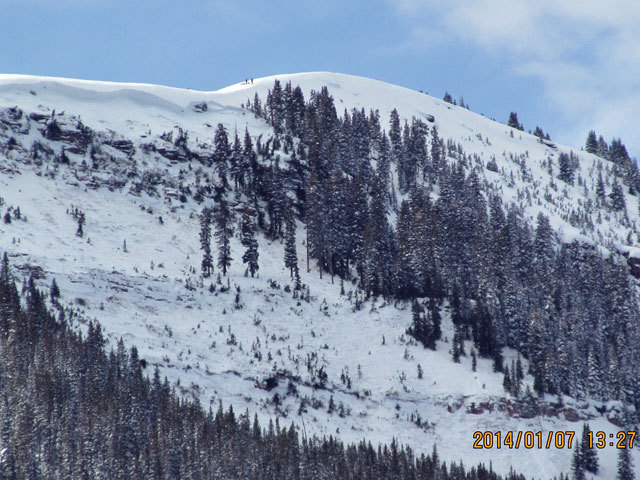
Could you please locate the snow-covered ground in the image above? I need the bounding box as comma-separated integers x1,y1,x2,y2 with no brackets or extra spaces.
0,72,638,479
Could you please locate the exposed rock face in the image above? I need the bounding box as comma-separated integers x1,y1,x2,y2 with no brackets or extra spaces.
627,255,640,279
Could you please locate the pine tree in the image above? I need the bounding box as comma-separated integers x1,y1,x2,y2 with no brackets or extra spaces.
0,252,10,287
558,152,575,185
617,446,634,480
513,356,523,396
305,165,328,277
533,212,555,289
199,207,214,277
408,299,429,348
214,195,233,276
586,350,604,400
503,364,512,394
76,211,85,237
492,346,504,373
610,179,626,211
596,136,609,158
266,79,285,135
242,127,256,196
507,112,523,131
266,160,287,239
572,441,586,480
251,92,262,117
50,278,60,302
610,138,631,164
240,209,259,277
580,423,599,474
428,298,442,345
45,117,62,140
388,108,403,163
596,171,606,203
452,327,465,363
430,125,444,175
230,130,242,192
585,130,598,154
284,202,298,279
213,123,230,193
362,181,395,296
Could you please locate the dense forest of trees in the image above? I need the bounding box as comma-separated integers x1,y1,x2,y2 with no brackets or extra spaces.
243,80,640,412
0,253,534,479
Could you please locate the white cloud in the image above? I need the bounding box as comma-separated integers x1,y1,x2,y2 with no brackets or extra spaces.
388,0,640,155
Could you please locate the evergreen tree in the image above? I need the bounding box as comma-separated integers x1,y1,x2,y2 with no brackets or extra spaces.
213,123,231,193
230,129,243,192
558,152,575,185
408,299,434,349
266,160,287,239
513,356,523,396
45,117,62,140
284,202,298,279
389,108,403,164
610,179,626,211
251,92,262,117
580,423,599,474
617,445,634,480
572,441,586,480
586,350,604,400
240,208,259,277
503,364,512,393
596,170,606,203
452,327,465,363
430,125,444,175
610,138,631,164
368,108,382,150
362,181,395,296
533,212,555,290
287,84,306,137
214,195,233,276
50,278,60,302
492,346,504,373
376,134,392,203
76,211,85,237
242,127,256,196
585,130,598,154
596,135,609,158
473,301,496,358
507,112,523,131
533,126,545,140
199,207,213,277
305,165,328,277
266,79,285,135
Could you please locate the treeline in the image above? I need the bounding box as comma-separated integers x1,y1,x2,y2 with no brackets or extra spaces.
0,253,533,479
237,80,640,410
585,130,640,197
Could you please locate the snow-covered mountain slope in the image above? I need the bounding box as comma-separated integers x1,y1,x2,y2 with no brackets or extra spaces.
2,71,637,250
0,72,638,479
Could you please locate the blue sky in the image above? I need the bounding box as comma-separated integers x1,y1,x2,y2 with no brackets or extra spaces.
1,0,638,157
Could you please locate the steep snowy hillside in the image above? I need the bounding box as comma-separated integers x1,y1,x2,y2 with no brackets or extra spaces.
2,72,637,250
0,72,639,479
